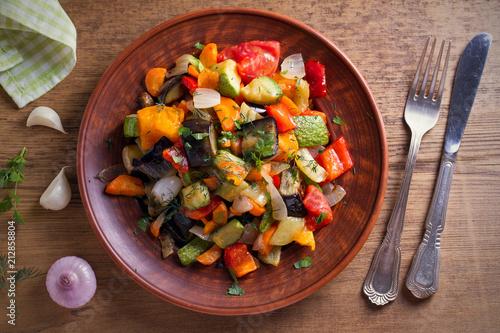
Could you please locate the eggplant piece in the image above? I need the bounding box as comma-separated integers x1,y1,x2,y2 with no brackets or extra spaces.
240,117,279,160
162,212,196,246
181,119,217,167
282,193,308,217
246,102,267,115
136,137,175,181
279,167,308,217
157,75,184,104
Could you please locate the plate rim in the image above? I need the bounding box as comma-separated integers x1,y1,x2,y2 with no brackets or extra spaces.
77,7,388,316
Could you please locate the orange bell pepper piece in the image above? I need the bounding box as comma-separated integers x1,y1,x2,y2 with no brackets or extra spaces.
197,68,220,90
145,67,166,97
105,174,145,197
213,97,241,132
187,64,200,79
203,177,222,191
196,244,222,265
137,105,184,150
279,96,301,116
199,43,218,68
273,131,299,163
271,72,297,100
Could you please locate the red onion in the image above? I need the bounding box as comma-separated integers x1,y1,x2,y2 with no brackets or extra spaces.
46,256,97,308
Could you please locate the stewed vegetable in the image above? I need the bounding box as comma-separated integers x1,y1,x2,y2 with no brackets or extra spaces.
104,40,354,287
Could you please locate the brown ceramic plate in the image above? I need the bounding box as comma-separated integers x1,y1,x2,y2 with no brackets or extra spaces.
77,8,388,315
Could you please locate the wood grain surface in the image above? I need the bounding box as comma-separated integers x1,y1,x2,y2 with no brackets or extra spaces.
1,0,499,332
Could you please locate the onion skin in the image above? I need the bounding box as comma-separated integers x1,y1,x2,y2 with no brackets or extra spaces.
46,256,97,308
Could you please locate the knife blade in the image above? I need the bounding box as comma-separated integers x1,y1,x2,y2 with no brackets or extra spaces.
406,33,492,298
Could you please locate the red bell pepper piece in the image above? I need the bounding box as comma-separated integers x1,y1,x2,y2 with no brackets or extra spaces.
181,194,222,220
265,103,296,133
181,76,198,93
315,136,353,184
271,175,280,188
162,139,189,173
303,185,333,231
224,243,258,278
304,61,326,98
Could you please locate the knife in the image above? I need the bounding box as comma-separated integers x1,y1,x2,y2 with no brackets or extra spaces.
405,33,492,298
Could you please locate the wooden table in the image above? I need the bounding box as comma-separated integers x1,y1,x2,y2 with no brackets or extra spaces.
1,1,499,331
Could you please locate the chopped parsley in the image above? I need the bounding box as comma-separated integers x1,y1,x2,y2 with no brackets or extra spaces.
332,115,344,126
0,147,28,224
193,42,205,50
294,256,313,269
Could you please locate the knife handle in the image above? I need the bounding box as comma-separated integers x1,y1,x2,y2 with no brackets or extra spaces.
406,153,456,298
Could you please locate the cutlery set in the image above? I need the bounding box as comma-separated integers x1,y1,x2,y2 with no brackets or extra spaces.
363,33,492,305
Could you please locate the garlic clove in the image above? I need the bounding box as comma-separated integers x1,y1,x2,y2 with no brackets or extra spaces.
40,167,72,210
26,106,68,134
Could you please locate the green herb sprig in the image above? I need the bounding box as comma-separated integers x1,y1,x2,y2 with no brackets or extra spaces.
0,148,28,225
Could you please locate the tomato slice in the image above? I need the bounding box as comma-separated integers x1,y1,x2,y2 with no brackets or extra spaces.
218,40,280,84
302,185,333,231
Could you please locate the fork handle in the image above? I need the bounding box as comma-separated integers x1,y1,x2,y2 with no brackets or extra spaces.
363,132,423,305
406,153,455,298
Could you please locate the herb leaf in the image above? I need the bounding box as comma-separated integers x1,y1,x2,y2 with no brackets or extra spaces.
294,256,313,269
0,148,27,224
332,115,344,126
193,42,205,50
226,282,245,296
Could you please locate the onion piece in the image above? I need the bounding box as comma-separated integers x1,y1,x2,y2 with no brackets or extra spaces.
324,185,347,207
231,195,253,214
151,176,182,206
239,223,259,245
166,54,203,78
26,106,68,134
308,145,325,159
46,256,97,308
193,88,221,109
280,53,306,79
261,171,287,221
40,167,71,210
189,225,213,241
320,182,335,195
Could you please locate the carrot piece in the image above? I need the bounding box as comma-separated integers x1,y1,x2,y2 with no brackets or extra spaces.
258,223,278,256
199,43,218,68
145,67,166,97
202,220,216,235
248,198,266,217
197,68,220,90
187,64,199,79
150,213,164,238
213,97,241,132
280,96,301,116
203,177,222,191
105,175,145,196
230,137,242,156
229,206,243,216
196,244,222,265
245,163,271,182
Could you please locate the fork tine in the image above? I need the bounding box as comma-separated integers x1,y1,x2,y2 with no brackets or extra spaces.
410,37,432,95
436,40,452,102
420,37,437,96
428,39,446,97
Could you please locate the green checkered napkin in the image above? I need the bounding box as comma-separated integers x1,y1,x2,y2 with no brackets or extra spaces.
0,0,76,108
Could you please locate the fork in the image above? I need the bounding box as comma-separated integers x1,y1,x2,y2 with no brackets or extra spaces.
363,37,451,306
